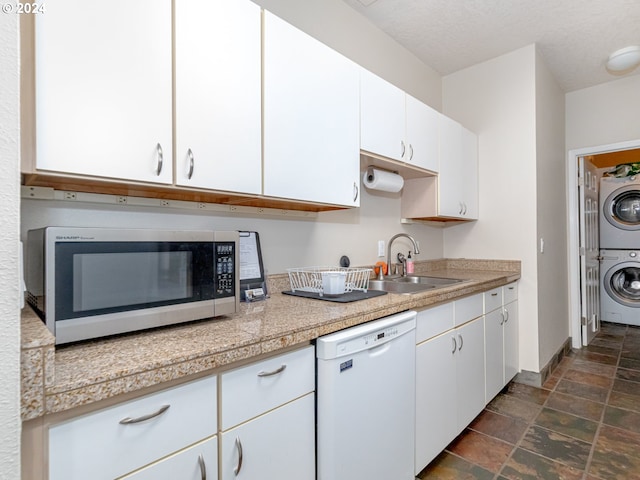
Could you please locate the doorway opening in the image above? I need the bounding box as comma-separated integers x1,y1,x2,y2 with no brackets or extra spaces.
568,140,640,348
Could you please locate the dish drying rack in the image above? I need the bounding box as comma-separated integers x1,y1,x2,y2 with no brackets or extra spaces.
287,267,372,296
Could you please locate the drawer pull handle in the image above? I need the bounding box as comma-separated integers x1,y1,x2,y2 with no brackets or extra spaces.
198,453,207,480
119,404,170,425
491,293,498,297
451,336,457,354
257,364,287,377
458,334,464,351
234,437,243,475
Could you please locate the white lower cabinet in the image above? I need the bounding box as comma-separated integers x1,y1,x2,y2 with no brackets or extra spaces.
120,437,217,480
220,345,315,480
49,376,217,480
220,394,315,480
484,282,520,403
455,316,486,431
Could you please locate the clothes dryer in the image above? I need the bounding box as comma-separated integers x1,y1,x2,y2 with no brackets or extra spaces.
600,249,640,326
600,176,640,249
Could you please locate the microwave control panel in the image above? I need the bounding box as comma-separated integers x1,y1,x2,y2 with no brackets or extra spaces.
215,242,236,297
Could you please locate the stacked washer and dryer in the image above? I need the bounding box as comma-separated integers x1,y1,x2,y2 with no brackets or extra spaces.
599,175,640,326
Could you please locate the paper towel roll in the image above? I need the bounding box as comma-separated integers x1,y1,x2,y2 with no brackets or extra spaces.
363,167,404,193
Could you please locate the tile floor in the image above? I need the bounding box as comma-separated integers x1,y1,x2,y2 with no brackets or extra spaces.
417,322,640,480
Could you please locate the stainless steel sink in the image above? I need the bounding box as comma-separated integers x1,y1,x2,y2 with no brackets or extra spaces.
392,275,465,286
368,275,467,294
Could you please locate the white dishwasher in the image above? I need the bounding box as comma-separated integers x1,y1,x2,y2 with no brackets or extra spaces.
316,310,416,480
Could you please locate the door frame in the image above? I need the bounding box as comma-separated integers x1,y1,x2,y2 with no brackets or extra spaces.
567,138,640,348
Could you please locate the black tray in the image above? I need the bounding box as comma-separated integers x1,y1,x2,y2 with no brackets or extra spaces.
282,289,387,303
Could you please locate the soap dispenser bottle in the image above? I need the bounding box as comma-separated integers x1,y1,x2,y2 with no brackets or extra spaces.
406,251,414,274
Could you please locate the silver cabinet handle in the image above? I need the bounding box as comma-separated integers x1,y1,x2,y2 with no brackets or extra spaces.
459,202,464,215
187,148,194,180
257,364,286,377
234,437,243,476
156,143,164,176
401,140,406,158
353,182,359,202
457,334,463,351
500,310,505,325
409,144,414,161
491,292,498,297
198,453,207,480
464,203,468,215
505,308,510,323
119,404,170,424
451,336,457,354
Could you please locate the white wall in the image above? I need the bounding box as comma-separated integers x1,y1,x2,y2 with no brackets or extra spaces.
534,50,569,368
441,45,541,372
566,74,640,151
0,12,22,480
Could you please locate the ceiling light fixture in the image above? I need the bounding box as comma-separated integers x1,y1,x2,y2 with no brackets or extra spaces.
606,45,640,75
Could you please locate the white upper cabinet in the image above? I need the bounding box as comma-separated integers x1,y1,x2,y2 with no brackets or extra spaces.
175,0,261,194
35,0,173,184
263,12,360,207
360,70,439,173
437,116,478,219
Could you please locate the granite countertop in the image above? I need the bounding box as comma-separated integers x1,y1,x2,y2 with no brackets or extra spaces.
21,258,520,421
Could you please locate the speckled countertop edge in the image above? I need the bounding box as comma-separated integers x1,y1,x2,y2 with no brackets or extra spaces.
21,258,520,420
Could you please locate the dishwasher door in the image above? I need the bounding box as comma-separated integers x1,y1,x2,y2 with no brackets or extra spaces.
316,310,417,480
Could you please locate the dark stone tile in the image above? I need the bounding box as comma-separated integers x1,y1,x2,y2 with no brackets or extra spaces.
519,425,591,470
621,349,640,361
590,336,624,350
555,379,610,403
613,378,640,397
585,344,622,358
604,406,640,435
542,372,562,390
571,358,617,377
620,357,640,372
616,367,640,383
589,425,640,480
562,369,613,389
545,391,604,422
553,356,575,375
608,390,640,414
534,407,598,443
499,448,583,480
486,394,542,423
599,322,628,335
573,349,619,365
417,451,494,480
469,410,528,445
504,382,550,405
446,429,514,473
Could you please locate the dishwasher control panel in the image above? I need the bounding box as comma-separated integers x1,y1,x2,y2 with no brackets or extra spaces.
317,311,417,359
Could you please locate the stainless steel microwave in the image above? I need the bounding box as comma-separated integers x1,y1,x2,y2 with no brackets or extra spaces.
26,227,239,345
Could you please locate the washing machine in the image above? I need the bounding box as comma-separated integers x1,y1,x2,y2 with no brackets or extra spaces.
600,249,640,326
600,176,640,249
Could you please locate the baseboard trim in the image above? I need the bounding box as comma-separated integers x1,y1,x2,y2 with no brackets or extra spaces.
514,337,572,388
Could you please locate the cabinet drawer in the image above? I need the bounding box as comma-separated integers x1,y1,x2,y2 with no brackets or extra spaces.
454,293,483,326
121,436,217,480
484,287,502,314
416,303,454,344
221,345,315,429
504,282,518,304
49,375,217,480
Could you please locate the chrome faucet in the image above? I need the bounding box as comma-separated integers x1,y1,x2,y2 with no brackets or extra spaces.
385,233,420,279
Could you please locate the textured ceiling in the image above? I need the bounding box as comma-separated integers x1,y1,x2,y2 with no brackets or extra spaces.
343,0,640,92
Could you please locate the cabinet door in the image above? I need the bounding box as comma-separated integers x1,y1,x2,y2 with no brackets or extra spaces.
415,331,457,474
460,126,479,219
263,13,360,206
484,309,505,403
175,0,261,194
121,437,217,480
221,393,315,480
504,300,519,383
406,94,439,172
35,0,172,184
437,115,463,218
455,317,485,432
360,69,406,162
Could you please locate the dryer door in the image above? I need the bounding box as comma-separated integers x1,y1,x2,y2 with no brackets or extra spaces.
603,185,640,230
603,262,640,308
